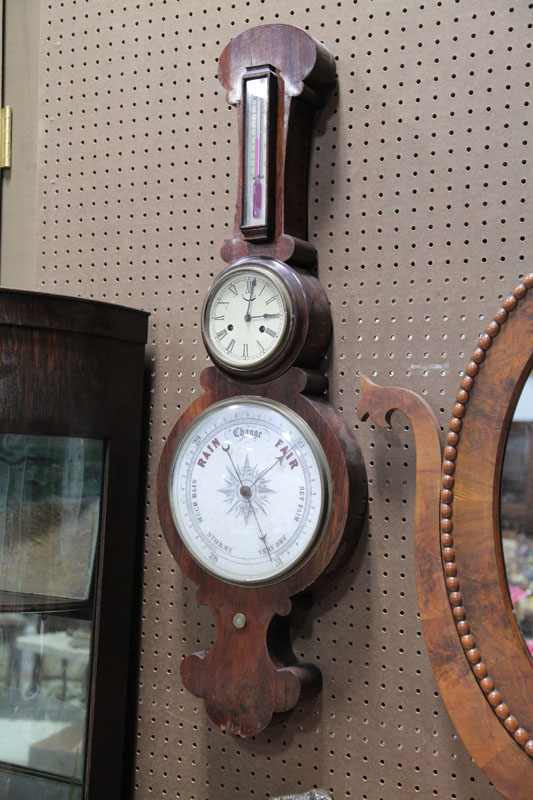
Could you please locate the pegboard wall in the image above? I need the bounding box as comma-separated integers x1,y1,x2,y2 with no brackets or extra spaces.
32,1,531,798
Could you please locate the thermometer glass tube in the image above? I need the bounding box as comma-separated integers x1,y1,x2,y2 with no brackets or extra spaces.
242,74,269,230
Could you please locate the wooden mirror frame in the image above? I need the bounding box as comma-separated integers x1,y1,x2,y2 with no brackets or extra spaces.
358,273,533,800
433,274,533,798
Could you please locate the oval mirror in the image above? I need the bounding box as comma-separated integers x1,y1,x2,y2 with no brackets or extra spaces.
501,372,533,657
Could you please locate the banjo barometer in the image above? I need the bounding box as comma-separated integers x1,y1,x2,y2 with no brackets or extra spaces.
157,24,366,735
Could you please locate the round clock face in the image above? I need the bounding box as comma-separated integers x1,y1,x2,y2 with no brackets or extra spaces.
202,263,293,370
168,397,330,585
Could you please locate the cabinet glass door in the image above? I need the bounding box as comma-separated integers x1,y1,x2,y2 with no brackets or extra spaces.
0,433,104,799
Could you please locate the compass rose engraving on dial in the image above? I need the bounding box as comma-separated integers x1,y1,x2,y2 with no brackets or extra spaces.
219,450,277,523
157,25,367,736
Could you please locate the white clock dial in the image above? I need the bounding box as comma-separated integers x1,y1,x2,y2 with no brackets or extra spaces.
202,264,292,370
168,397,330,585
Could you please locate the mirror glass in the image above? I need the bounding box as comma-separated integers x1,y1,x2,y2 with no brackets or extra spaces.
501,372,533,655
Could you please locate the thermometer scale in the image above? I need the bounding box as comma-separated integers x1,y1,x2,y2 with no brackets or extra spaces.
219,28,337,267
241,66,277,241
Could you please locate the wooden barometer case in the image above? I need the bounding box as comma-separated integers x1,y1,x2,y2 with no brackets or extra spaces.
157,24,366,736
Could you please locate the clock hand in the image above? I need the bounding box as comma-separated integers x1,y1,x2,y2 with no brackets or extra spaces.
248,313,281,319
243,278,257,322
249,454,284,488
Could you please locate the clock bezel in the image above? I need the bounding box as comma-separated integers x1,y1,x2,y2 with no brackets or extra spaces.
167,395,332,587
201,255,332,381
202,261,294,372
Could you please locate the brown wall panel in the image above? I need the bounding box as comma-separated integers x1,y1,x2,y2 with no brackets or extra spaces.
34,1,531,798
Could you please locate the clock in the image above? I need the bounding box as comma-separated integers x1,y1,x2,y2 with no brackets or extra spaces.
168,396,330,585
202,255,331,378
157,24,367,735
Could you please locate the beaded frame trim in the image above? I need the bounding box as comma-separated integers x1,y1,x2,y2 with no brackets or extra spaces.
440,273,533,758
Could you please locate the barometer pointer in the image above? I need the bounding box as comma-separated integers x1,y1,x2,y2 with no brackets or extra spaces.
222,442,272,558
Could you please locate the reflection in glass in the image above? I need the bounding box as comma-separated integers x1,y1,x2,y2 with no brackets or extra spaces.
0,434,102,797
501,373,533,655
0,770,82,800
0,612,91,795
0,434,103,601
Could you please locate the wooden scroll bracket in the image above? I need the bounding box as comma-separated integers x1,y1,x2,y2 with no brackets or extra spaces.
357,377,458,716
357,375,452,657
356,376,443,576
218,24,337,269
181,588,322,736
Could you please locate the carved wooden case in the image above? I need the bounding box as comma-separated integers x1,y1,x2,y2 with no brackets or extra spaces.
157,23,367,737
157,367,366,735
218,24,336,268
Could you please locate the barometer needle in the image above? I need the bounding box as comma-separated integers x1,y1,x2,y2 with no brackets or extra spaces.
222,443,272,559
250,454,284,487
222,443,243,483
247,501,273,561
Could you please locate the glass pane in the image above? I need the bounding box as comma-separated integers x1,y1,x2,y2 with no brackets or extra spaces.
0,433,102,793
0,768,82,800
0,434,103,601
242,75,268,228
0,611,90,788
501,372,533,656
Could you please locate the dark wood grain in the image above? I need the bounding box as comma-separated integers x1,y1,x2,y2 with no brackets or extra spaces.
0,286,147,344
218,24,336,268
158,23,361,739
201,255,332,381
157,367,366,735
0,289,148,800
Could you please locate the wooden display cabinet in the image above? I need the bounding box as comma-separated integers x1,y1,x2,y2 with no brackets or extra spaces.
0,290,148,800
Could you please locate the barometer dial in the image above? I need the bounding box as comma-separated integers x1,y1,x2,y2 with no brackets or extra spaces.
168,396,330,585
156,25,358,736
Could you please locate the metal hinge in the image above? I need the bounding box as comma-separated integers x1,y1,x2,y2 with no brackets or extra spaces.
0,106,12,168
